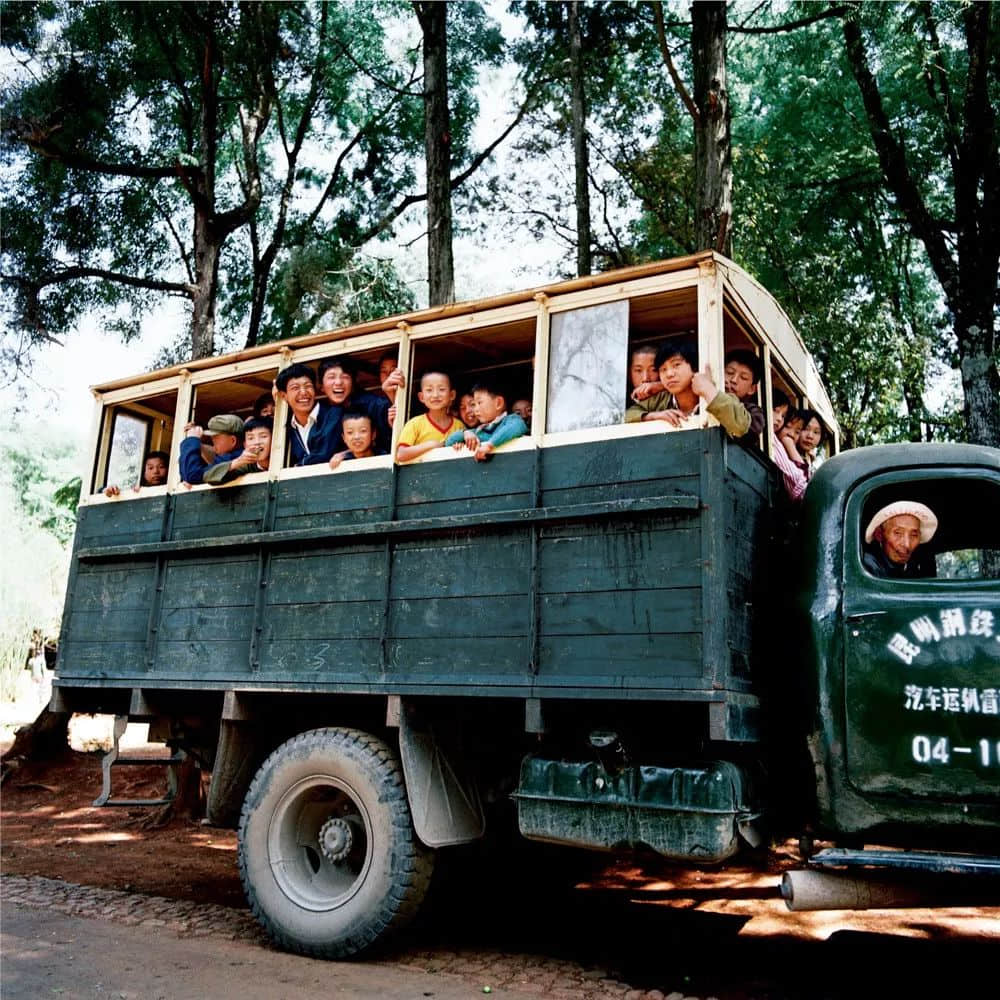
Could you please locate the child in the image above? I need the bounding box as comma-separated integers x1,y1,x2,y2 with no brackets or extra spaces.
203,417,273,484
779,409,805,463
625,342,762,441
693,349,766,446
103,450,169,497
512,397,533,429
628,344,660,402
624,341,702,427
329,411,379,469
445,378,527,462
179,414,245,485
769,390,807,501
396,371,466,463
458,391,477,428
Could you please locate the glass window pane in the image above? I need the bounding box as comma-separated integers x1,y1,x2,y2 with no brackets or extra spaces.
106,412,149,490
546,301,629,434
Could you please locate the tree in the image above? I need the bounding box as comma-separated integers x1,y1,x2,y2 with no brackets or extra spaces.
729,5,957,447
1,1,287,361
413,2,454,305
1,2,428,366
568,1,593,276
839,1,1000,447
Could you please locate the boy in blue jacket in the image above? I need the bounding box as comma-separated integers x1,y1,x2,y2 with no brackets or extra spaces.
445,377,527,462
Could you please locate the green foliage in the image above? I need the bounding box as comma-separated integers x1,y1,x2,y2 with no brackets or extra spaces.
0,432,78,699
504,2,691,273
729,1,964,446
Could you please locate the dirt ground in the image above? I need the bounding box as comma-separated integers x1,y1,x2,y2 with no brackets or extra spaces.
3,713,1000,999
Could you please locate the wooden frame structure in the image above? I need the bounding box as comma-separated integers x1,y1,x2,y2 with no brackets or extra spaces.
80,251,839,502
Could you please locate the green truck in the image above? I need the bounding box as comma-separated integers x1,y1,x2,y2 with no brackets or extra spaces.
52,253,999,956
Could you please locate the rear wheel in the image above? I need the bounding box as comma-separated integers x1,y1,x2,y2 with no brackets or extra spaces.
238,727,433,958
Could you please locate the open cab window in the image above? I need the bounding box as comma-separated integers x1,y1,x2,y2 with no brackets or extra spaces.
279,341,401,475
857,476,1000,582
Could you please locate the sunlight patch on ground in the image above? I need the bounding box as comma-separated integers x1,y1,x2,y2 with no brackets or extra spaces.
72,831,136,844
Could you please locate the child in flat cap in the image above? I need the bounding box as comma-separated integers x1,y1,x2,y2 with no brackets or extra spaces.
179,414,245,485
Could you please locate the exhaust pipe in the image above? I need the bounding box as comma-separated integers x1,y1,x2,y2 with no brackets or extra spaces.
781,869,980,911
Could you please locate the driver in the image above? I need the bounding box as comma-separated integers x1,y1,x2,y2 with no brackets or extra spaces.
862,501,938,578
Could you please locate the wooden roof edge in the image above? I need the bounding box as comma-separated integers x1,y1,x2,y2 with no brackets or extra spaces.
89,252,715,395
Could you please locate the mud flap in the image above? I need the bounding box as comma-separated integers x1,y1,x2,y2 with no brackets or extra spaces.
398,710,485,847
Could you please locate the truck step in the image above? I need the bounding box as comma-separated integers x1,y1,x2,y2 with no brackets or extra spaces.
93,716,185,808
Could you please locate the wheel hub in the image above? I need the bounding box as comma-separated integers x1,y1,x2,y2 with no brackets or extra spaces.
318,816,354,863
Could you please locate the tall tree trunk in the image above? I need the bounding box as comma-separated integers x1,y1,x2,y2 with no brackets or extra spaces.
415,2,455,306
568,1,592,277
190,17,220,360
691,1,732,254
842,5,1000,447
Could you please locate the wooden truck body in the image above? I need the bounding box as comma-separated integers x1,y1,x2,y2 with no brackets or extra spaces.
51,253,998,956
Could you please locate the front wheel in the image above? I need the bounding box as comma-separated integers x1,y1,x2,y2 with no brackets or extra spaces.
238,727,433,958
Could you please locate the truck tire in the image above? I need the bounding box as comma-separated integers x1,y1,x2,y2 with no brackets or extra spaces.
237,727,434,958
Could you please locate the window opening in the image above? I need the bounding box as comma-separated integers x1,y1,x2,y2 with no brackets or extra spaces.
186,369,279,483
95,388,178,495
859,477,1000,582
407,319,535,457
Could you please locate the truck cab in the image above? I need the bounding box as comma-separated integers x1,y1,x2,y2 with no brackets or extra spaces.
781,444,1000,908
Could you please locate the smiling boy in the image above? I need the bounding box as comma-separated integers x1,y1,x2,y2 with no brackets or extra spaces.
328,411,380,469
276,363,339,466
317,356,400,458
444,377,527,461
203,417,273,484
396,371,466,463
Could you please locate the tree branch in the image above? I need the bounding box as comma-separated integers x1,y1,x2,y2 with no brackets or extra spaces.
841,6,958,298
8,266,192,296
731,4,849,34
6,122,195,179
650,0,700,124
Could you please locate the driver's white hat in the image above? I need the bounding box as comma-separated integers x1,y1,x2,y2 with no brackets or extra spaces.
865,501,938,544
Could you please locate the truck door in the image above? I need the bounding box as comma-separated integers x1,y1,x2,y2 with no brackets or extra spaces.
842,470,1000,803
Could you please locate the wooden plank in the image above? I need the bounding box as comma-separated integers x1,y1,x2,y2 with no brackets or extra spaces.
153,640,252,677
539,634,702,678
390,535,531,598
260,638,381,676
57,641,147,677
171,490,268,540
531,294,551,446
700,434,728,689
539,588,700,636
266,549,385,604
725,441,771,499
538,526,702,593
77,499,166,545
160,557,257,608
167,371,193,491
542,476,701,509
396,452,535,508
540,434,701,492
394,493,532,521
386,637,525,675
275,474,390,520
388,595,528,638
66,610,150,644
263,602,382,639
72,564,156,612
157,606,255,642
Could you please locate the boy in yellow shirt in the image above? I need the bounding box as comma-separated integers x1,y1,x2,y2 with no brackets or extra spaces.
396,371,466,463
